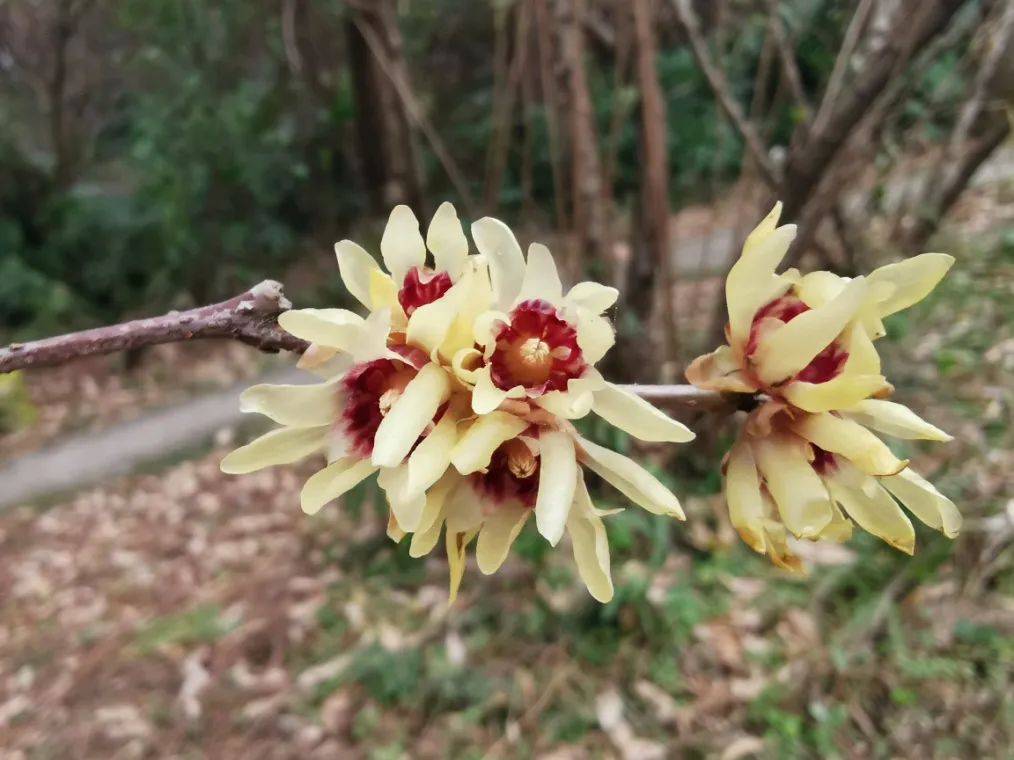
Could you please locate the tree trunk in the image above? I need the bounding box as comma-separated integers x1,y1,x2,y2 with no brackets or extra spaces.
346,0,423,213
627,0,675,378
555,0,611,280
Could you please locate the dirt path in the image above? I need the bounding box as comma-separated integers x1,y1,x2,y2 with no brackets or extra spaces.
0,368,303,509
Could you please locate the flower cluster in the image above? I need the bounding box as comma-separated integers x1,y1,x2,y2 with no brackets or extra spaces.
687,203,960,569
222,204,694,602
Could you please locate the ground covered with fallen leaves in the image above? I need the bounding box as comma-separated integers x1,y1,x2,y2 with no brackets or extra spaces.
1,213,1012,758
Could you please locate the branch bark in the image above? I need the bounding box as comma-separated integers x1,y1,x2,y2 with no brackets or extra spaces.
673,0,780,187
0,281,306,373
782,0,967,222
0,283,736,410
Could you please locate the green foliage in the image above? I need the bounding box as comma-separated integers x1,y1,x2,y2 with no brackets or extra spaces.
133,604,233,653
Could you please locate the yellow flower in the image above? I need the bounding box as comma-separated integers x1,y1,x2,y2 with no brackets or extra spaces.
407,400,691,602
725,401,960,569
222,205,695,603
689,202,959,567
687,202,954,413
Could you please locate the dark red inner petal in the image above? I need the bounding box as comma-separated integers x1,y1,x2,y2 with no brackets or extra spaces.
746,295,848,385
340,359,411,457
471,439,540,508
489,299,587,393
810,444,838,475
398,266,453,316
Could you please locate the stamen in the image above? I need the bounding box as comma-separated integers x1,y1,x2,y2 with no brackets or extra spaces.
519,337,552,365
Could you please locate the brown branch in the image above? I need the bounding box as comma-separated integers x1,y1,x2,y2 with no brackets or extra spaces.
0,281,306,374
351,10,478,216
673,0,780,187
765,0,812,122
782,0,967,221
809,0,875,137
0,282,738,410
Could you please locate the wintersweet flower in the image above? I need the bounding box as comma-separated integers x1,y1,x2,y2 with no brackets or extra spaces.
221,202,483,534
687,202,954,413
724,400,960,569
689,202,960,567
221,204,696,603
405,399,693,602
400,221,695,601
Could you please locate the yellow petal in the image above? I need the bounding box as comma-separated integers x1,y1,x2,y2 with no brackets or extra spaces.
592,383,695,443
426,201,469,279
534,431,577,546
754,277,869,384
842,321,882,374
782,374,890,413
565,281,619,314
516,242,563,304
297,344,353,379
410,517,443,558
576,436,684,518
377,464,426,532
751,433,833,538
441,260,496,357
220,425,329,474
795,270,846,308
410,475,457,558
334,240,383,310
472,216,525,310
535,375,601,419
386,513,406,543
239,380,338,427
793,412,908,476
380,204,426,284
476,506,530,574
826,466,915,554
300,457,378,515
446,528,476,604
868,252,954,318
372,363,451,467
881,467,961,538
575,310,615,364
406,278,464,356
726,205,797,345
685,344,757,393
415,472,457,536
567,476,613,603
368,267,402,316
450,411,529,475
444,481,484,533
841,399,951,442
404,409,459,498
724,440,768,553
470,365,523,414
277,308,364,349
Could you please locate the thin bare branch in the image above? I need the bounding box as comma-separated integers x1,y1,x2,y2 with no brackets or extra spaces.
810,0,875,136
673,0,780,187
0,284,736,410
352,14,478,215
782,0,967,221
0,281,307,374
765,0,812,122
947,0,1014,157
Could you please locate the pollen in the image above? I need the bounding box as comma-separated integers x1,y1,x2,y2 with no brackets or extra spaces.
378,388,401,416
505,439,537,479
519,337,552,366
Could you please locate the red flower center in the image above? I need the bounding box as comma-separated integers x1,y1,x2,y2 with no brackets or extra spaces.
471,437,540,508
746,295,848,385
340,359,416,456
398,266,453,316
489,299,586,393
